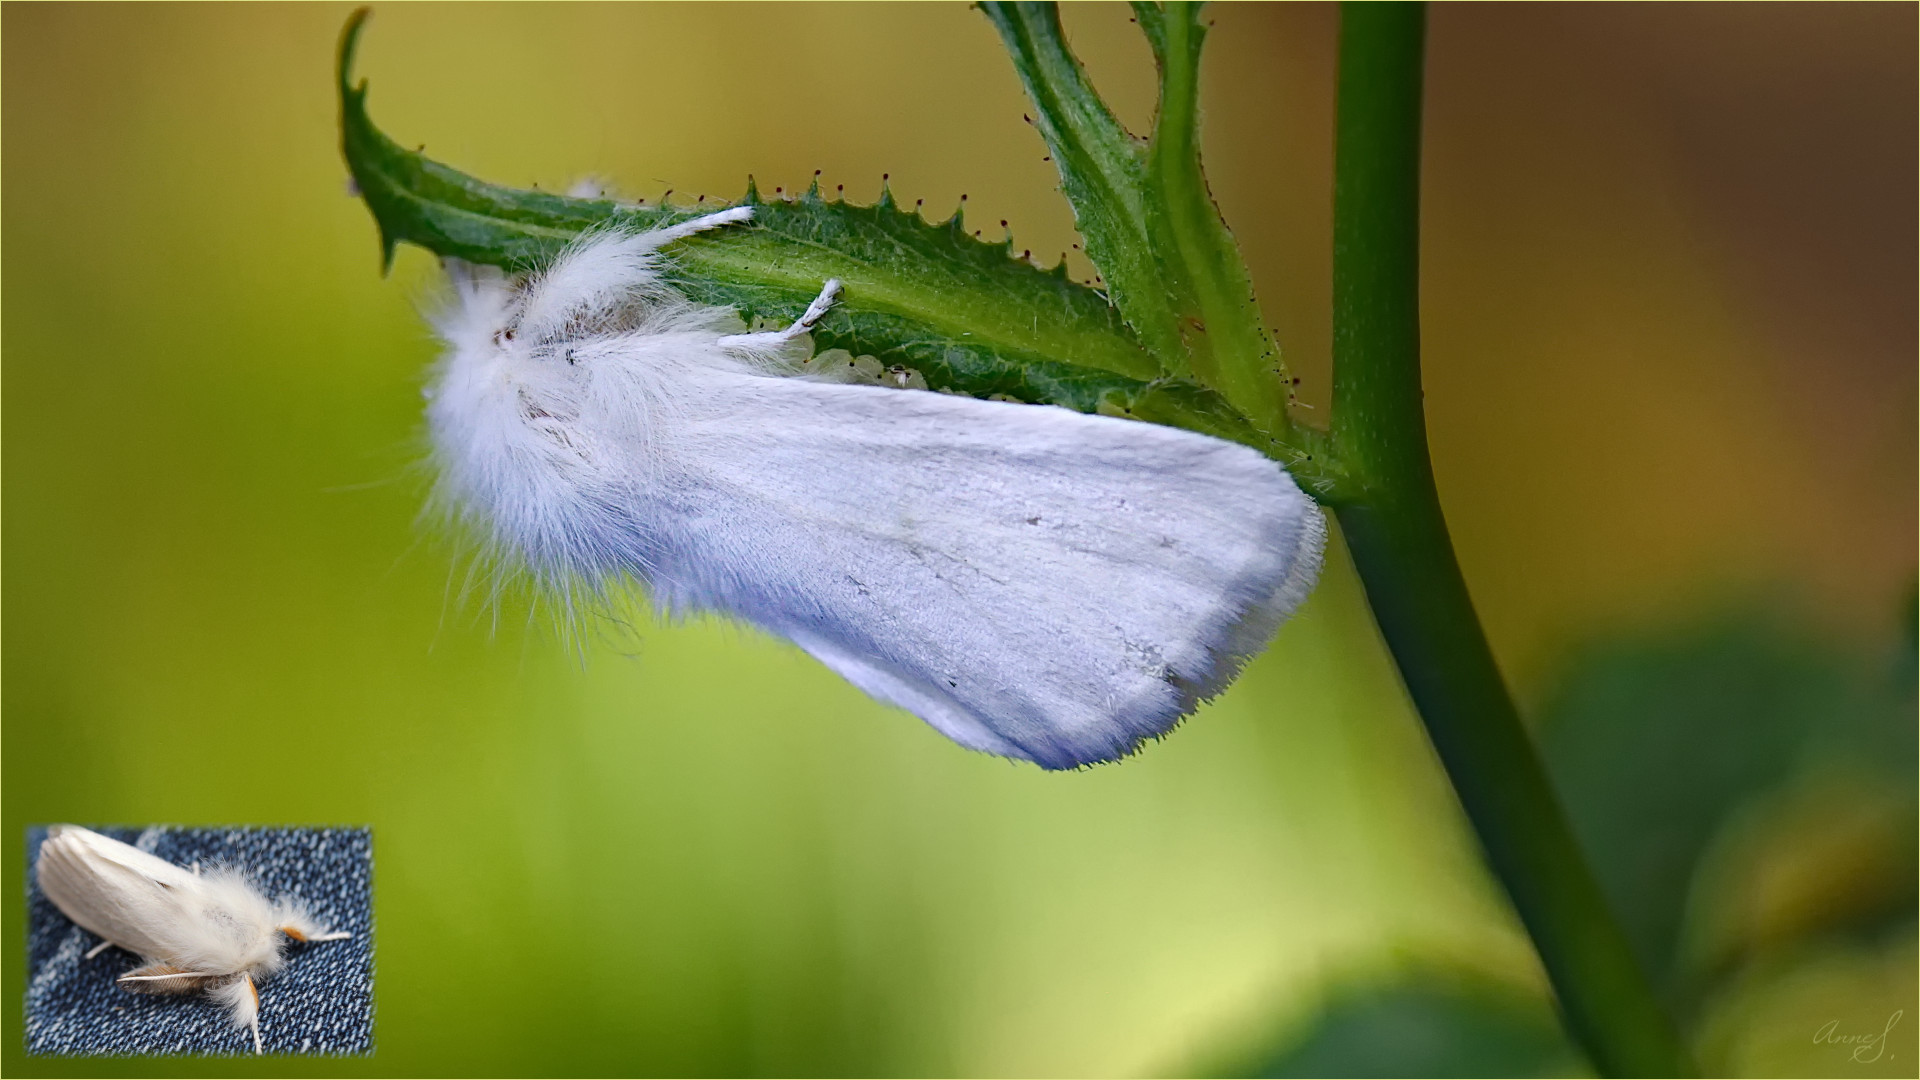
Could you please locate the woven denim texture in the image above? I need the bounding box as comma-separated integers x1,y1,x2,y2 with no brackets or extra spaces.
25,826,372,1057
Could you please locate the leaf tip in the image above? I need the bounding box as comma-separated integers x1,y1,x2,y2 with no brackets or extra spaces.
377,229,398,276
337,7,372,102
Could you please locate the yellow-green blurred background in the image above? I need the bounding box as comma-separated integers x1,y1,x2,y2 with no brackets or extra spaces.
4,4,1912,1076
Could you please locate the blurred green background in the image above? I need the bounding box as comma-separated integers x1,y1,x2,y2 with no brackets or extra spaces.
4,4,1912,1076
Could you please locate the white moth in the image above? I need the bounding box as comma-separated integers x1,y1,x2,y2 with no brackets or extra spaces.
34,825,350,1055
426,206,1326,770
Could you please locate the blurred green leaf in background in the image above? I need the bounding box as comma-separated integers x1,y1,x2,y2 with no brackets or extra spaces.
1226,604,1916,1077
1240,969,1585,1078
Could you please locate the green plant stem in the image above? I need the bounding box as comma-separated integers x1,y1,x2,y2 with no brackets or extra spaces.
1327,5,1695,1076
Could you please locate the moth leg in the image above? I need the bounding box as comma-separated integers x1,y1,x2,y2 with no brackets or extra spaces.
638,205,755,248
785,279,843,336
245,973,263,1055
716,279,843,349
84,938,114,961
200,971,265,1054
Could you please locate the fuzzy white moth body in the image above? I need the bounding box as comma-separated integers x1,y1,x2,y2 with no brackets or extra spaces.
427,209,1325,769
34,825,349,1055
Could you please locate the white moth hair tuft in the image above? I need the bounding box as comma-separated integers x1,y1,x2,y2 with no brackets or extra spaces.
423,207,1327,769
34,825,349,1055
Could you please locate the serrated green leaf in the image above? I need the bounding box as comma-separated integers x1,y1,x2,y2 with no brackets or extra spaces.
339,9,1155,383
335,9,1339,497
978,3,1186,369
981,2,1294,438
1136,2,1293,438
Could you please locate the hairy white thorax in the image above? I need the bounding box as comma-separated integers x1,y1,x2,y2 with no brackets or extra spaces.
425,209,1326,769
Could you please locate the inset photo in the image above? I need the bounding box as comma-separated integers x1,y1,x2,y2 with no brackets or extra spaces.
25,825,371,1057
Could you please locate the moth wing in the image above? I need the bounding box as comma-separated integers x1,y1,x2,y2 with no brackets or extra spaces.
36,825,201,959
652,375,1326,770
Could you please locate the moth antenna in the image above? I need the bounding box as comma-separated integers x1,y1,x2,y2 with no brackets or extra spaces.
119,963,218,997
274,897,350,944
281,923,352,943
642,206,753,247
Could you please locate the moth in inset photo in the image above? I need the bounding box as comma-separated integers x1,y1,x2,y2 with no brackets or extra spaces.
31,825,363,1056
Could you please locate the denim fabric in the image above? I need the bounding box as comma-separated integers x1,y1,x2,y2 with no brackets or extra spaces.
25,826,372,1057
